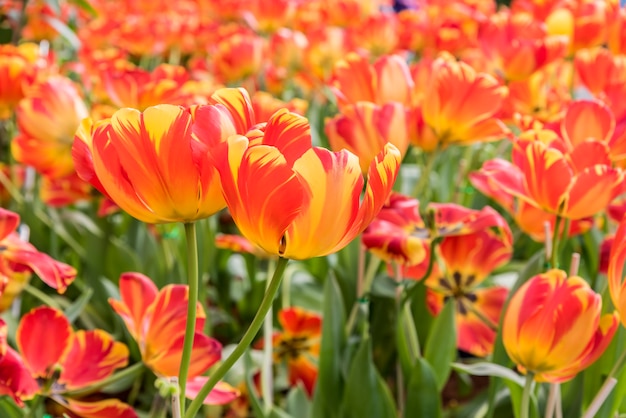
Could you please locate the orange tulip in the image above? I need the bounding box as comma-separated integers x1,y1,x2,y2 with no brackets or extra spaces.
478,11,568,81
325,101,410,173
100,62,193,110
574,47,626,96
330,52,414,109
347,13,398,56
272,307,321,396
11,76,88,179
0,307,136,416
426,229,511,357
546,1,613,54
72,102,238,223
470,159,593,241
421,55,509,147
475,128,625,220
212,27,264,84
0,43,38,119
503,269,618,382
209,109,400,259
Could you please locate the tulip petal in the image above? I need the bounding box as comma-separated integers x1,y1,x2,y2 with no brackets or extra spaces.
287,355,318,397
64,398,138,418
456,287,507,357
561,101,614,149
563,166,625,219
186,377,240,405
58,330,129,390
147,333,221,378
259,109,312,165
278,307,322,337
208,87,256,134
17,306,72,379
109,272,158,342
0,347,39,406
216,135,306,256
0,208,19,241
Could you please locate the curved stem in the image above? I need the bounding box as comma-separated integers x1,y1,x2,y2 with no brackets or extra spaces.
64,362,145,397
179,222,199,414
521,373,534,418
184,257,289,418
261,259,276,412
412,149,438,201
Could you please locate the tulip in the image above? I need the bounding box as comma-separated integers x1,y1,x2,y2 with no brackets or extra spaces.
503,269,618,382
72,103,236,224
0,307,136,416
209,108,401,260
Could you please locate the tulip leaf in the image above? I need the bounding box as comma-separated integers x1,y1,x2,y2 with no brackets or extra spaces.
451,362,525,387
0,398,23,418
286,386,311,418
63,287,94,324
42,16,81,50
310,276,346,418
405,357,442,418
340,336,396,418
424,299,457,391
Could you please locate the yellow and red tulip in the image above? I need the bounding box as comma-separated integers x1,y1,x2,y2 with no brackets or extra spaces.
100,62,193,110
503,269,618,382
325,101,410,173
421,55,510,147
425,229,511,357
0,307,136,416
607,215,626,328
470,159,593,241
478,10,568,81
212,27,264,84
72,103,236,224
474,127,625,220
272,307,321,396
0,43,38,120
108,272,239,404
12,76,88,179
209,108,401,259
331,52,414,109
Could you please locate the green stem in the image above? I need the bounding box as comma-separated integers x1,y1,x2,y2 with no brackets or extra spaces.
184,257,289,418
412,149,439,201
179,222,199,415
64,362,145,397
550,216,562,269
521,373,534,418
25,395,43,418
261,259,276,412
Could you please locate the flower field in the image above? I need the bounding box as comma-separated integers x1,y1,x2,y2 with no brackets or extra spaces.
1,0,626,417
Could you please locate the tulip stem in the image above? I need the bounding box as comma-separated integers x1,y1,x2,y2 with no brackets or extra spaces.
582,377,617,418
550,216,563,269
184,257,289,418
261,260,276,412
521,373,534,418
413,149,438,201
545,383,562,418
179,222,199,415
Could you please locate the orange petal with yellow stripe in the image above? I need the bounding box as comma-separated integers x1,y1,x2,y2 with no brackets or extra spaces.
562,165,625,219
64,398,138,418
59,330,129,390
561,101,615,149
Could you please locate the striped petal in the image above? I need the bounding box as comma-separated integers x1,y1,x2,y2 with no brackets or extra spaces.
215,135,306,256
17,307,72,379
59,330,129,390
64,398,138,418
108,272,158,342
0,347,39,405
562,165,625,219
149,333,221,378
208,87,256,134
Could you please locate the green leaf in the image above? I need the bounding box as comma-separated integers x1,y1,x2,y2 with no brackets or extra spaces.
310,276,347,418
423,299,457,391
405,357,442,418
286,386,311,418
42,16,81,50
505,379,540,418
64,287,93,324
0,398,23,418
451,362,525,387
340,337,397,418
68,0,99,16
244,351,266,418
